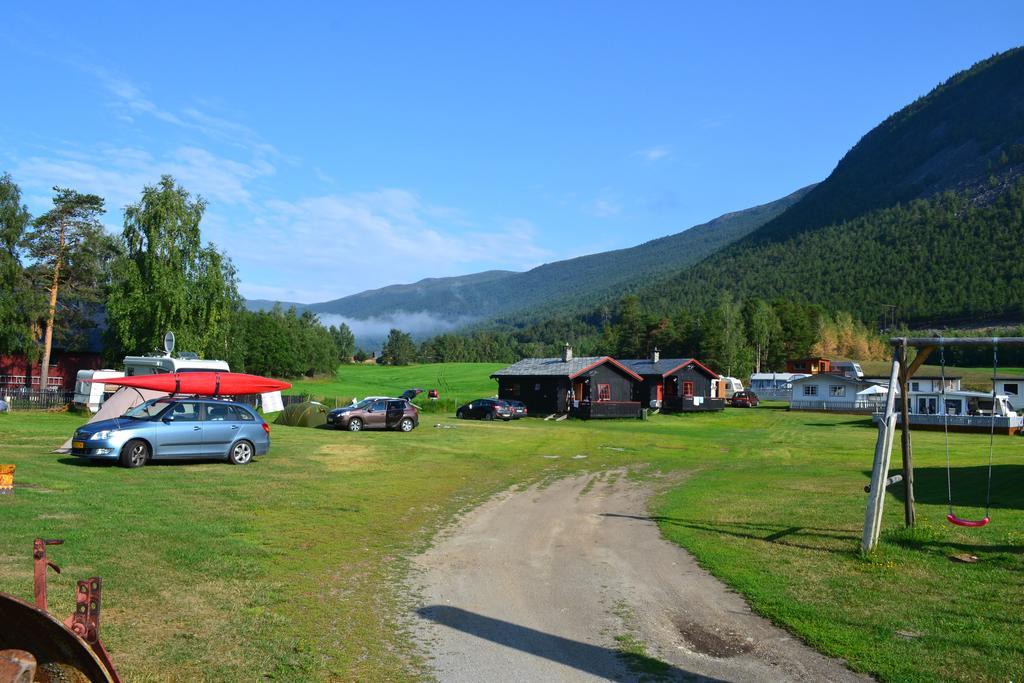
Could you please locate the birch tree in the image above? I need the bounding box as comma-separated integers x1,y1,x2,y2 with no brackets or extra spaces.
0,174,39,357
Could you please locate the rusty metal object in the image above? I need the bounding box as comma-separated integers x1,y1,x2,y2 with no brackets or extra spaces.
0,649,37,683
0,539,120,683
33,539,63,612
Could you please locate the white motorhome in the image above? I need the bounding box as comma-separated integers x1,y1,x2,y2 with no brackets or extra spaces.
122,353,230,376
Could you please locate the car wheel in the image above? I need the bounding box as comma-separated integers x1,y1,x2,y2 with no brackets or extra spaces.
456,409,465,419
119,439,149,468
483,412,494,421
348,418,363,432
229,440,254,465
399,417,415,432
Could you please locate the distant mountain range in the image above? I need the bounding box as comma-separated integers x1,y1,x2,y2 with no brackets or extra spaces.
246,184,814,345
249,46,1024,347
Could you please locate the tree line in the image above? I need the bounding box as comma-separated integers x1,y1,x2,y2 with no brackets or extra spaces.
0,172,355,379
377,294,887,378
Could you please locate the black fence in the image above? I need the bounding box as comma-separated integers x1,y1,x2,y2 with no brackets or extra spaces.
1,390,75,410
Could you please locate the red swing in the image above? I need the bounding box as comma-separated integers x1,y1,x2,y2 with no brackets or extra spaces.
940,342,994,528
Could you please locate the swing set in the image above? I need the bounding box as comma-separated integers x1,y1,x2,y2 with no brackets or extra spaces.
861,336,1023,552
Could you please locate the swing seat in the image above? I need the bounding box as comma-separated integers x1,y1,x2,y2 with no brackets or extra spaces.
946,513,990,528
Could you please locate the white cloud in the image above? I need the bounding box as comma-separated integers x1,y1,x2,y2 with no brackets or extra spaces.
588,196,622,218
246,190,549,285
13,144,274,212
83,65,281,160
316,312,477,342
635,146,671,162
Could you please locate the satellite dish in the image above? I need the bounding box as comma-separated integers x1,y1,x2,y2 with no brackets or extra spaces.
163,331,175,355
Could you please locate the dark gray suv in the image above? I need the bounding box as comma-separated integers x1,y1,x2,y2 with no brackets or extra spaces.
326,398,419,432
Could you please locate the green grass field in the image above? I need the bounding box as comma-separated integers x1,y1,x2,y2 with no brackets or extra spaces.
1,363,1022,681
285,362,504,407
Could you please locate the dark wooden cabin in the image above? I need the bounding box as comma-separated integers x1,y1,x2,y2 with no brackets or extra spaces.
491,345,643,418
620,351,724,412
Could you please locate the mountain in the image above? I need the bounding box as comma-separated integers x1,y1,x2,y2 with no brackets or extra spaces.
280,184,812,324
629,47,1024,325
244,299,308,313
307,270,518,319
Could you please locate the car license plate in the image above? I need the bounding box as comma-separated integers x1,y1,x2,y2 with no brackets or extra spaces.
72,440,85,449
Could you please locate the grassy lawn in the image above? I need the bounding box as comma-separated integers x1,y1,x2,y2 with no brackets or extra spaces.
1,368,1022,681
285,362,504,407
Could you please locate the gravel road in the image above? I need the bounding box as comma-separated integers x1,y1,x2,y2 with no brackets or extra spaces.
411,469,868,682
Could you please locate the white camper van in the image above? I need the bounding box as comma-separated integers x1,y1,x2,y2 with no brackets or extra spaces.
121,352,230,376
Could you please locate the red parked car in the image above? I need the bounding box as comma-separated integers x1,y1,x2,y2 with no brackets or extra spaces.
730,391,760,408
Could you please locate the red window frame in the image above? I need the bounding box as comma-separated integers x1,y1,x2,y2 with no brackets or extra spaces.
682,381,694,397
597,384,611,402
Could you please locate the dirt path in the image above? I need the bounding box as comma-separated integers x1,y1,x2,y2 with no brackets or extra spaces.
410,470,868,682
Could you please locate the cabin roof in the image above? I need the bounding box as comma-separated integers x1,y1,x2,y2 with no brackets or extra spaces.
619,358,718,379
491,356,643,381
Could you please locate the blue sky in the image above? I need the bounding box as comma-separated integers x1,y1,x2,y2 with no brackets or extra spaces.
2,3,1022,304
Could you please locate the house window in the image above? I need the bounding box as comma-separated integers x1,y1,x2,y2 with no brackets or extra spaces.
803,385,818,396
910,382,920,392
508,382,521,398
829,385,846,398
597,384,611,401
682,381,694,397
1004,383,1019,396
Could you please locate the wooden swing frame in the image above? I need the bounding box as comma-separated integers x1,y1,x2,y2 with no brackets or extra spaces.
861,336,1024,552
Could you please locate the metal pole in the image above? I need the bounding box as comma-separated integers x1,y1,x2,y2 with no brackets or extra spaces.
862,353,901,553
899,340,915,527
890,336,1024,348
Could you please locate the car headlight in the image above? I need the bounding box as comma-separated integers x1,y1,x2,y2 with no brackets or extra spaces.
90,430,114,440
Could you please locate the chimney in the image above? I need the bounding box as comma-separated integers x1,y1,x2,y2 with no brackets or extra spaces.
562,343,573,362
652,347,660,363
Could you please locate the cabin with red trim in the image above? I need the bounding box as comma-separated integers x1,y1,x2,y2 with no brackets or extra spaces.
619,350,724,412
490,345,642,418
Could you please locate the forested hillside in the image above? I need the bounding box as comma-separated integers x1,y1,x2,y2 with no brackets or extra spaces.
628,47,1024,326
749,47,1024,244
641,181,1024,323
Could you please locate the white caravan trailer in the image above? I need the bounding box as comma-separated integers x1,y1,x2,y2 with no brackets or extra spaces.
73,369,126,413
712,376,744,398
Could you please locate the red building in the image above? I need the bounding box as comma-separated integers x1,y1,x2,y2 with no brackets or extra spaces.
0,350,104,392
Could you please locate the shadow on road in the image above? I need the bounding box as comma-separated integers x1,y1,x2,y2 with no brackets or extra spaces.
600,513,859,556
417,605,725,682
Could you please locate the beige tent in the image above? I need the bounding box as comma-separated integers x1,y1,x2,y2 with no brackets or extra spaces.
56,387,168,452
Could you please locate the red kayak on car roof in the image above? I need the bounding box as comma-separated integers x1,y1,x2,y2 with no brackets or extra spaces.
88,372,291,396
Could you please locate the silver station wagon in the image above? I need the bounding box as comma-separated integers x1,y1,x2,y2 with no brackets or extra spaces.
70,397,271,467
